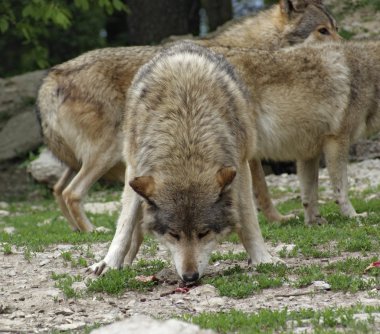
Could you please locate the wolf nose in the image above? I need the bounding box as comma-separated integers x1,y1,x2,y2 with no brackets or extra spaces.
182,272,199,282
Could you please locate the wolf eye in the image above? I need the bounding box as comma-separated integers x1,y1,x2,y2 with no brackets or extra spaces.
169,232,180,240
318,27,330,35
198,230,210,239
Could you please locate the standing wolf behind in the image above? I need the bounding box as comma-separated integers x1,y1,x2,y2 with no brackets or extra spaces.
37,0,339,232
89,42,273,281
218,40,380,225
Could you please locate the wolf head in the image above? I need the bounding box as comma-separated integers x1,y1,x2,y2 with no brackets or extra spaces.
130,167,237,282
280,0,341,45
211,0,341,49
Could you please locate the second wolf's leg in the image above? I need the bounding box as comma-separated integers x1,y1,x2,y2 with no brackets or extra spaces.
53,167,78,230
323,138,360,218
123,208,144,266
238,161,273,264
89,167,141,275
250,159,295,222
297,157,326,225
62,156,120,232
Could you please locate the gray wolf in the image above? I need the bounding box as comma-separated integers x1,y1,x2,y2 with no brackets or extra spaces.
37,0,339,232
220,40,380,224
88,42,273,281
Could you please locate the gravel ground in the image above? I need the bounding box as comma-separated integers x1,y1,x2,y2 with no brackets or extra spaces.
1,159,380,333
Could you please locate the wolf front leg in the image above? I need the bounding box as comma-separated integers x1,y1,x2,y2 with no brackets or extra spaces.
238,161,273,264
323,138,364,218
250,159,295,222
123,209,144,266
89,169,141,275
297,157,327,225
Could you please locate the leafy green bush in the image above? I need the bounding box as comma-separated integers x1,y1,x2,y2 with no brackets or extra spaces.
0,0,126,76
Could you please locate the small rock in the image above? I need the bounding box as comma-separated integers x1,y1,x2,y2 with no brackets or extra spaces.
27,149,65,187
0,210,9,217
90,315,216,334
55,322,86,331
188,284,218,297
4,227,15,234
200,297,225,307
10,310,25,319
127,299,136,307
175,299,185,305
312,281,331,291
55,308,74,316
0,303,11,314
39,259,50,267
8,270,16,277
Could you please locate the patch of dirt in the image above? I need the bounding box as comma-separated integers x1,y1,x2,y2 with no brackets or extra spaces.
1,241,379,333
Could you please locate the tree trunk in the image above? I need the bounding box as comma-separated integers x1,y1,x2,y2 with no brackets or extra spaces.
126,0,201,45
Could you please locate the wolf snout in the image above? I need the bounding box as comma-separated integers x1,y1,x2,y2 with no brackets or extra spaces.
182,271,200,283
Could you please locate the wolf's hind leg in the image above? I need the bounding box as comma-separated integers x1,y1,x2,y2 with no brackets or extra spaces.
297,157,326,225
238,161,273,264
323,138,362,218
53,167,78,230
250,159,295,222
62,157,118,232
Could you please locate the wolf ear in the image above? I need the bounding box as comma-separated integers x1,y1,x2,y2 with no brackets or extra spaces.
280,0,319,15
129,176,156,201
216,166,236,193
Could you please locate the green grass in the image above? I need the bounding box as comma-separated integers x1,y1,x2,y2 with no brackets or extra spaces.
86,259,166,295
185,305,380,334
203,264,286,298
259,197,380,258
0,199,116,252
51,273,83,299
2,243,12,255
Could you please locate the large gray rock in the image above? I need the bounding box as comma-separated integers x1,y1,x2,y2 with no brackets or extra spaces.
0,70,46,127
91,315,216,334
0,111,42,161
0,70,46,161
27,149,65,187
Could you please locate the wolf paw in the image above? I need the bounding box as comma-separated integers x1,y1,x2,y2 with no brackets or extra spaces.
353,212,368,219
87,260,114,276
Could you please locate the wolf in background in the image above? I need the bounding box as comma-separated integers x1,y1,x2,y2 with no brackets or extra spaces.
37,0,339,232
217,40,380,224
89,42,273,281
